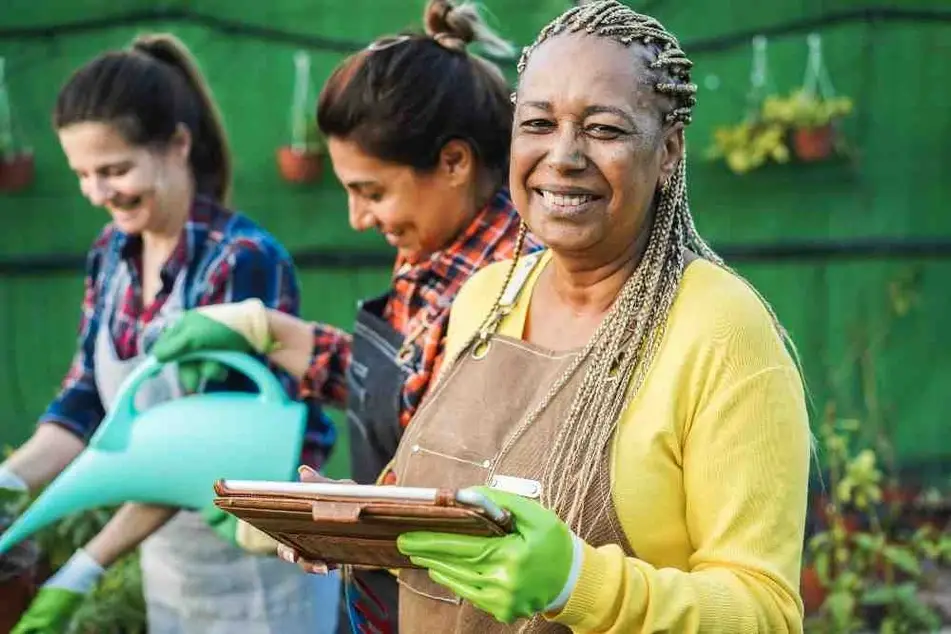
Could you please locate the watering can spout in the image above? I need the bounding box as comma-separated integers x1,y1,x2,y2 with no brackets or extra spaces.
0,351,306,556
0,464,115,555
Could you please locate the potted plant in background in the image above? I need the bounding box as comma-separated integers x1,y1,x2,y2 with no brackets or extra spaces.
0,489,40,632
761,90,853,162
276,115,325,184
276,50,325,185
707,88,854,174
0,147,35,193
706,118,790,174
707,33,854,174
804,411,951,633
0,445,146,632
0,57,34,194
803,270,951,632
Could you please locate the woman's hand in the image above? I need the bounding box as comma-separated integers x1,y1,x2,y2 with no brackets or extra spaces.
396,487,581,624
151,299,273,392
275,466,356,575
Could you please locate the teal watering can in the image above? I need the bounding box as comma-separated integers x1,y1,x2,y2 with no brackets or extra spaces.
0,351,306,556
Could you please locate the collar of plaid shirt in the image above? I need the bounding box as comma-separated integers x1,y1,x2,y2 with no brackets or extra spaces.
117,196,225,283
382,188,541,431
386,188,527,334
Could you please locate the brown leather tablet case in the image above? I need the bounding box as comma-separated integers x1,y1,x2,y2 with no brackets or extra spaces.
213,480,513,568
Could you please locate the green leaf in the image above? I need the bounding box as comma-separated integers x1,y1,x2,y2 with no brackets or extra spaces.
825,590,856,628
882,546,921,576
853,533,880,553
815,551,831,585
861,584,902,605
808,532,832,551
898,595,941,629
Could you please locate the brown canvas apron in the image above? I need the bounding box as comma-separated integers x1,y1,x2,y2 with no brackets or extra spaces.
390,252,635,634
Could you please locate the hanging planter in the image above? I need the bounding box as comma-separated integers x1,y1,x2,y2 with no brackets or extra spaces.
793,125,834,161
761,89,852,163
0,150,35,193
276,121,325,184
0,57,34,194
707,34,853,174
707,36,790,174
276,51,326,185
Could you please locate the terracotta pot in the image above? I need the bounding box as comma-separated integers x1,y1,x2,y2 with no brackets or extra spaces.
793,125,834,162
801,565,827,615
0,151,35,193
0,538,40,631
276,146,323,184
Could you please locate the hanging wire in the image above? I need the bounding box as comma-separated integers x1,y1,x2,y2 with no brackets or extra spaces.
0,58,13,154
745,35,773,120
290,50,312,152
801,32,837,100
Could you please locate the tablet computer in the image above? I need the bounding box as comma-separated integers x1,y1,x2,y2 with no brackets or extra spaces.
213,480,513,569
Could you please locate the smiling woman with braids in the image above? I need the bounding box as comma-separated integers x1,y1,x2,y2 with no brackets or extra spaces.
372,2,811,632
263,1,809,632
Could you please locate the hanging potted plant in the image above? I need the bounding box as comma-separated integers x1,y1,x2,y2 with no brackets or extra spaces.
276,116,325,184
766,33,853,162
706,35,792,175
0,147,35,193
706,119,790,174
761,90,853,162
707,33,854,174
0,57,34,194
276,50,325,185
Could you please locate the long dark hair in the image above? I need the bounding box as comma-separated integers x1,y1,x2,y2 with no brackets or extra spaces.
54,33,232,204
317,0,514,181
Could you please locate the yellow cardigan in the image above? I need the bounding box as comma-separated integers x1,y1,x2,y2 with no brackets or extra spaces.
443,250,811,633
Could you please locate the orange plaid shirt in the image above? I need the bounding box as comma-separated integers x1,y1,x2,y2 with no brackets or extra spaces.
301,188,541,429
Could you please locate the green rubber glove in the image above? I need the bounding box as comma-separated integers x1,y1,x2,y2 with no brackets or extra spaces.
396,486,581,624
200,505,278,555
12,587,85,634
201,504,239,547
151,299,273,393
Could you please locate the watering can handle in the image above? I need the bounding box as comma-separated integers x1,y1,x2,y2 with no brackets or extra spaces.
89,351,288,451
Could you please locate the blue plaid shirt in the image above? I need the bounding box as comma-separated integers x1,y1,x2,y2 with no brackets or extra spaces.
41,196,336,465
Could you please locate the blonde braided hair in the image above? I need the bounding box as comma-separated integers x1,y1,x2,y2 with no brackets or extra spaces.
462,0,804,537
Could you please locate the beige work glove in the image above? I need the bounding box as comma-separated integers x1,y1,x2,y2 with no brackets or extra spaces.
236,519,281,555
151,299,275,391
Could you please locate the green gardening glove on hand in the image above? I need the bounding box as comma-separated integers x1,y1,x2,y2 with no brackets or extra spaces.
151,299,274,393
201,504,279,555
201,504,239,547
396,486,583,624
11,587,85,634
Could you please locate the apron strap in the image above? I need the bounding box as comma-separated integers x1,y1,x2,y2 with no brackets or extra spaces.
498,252,543,309
472,251,545,352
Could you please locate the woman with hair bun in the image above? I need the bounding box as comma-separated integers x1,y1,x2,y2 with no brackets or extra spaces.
151,2,542,631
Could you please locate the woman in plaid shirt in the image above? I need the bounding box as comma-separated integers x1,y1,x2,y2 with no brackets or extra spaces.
1,34,338,634
152,1,542,631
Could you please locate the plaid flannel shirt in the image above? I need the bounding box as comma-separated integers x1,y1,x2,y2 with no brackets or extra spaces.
301,188,543,430
41,196,335,464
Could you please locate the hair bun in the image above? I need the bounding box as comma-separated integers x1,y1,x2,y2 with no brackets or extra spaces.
424,0,473,44
423,0,515,58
